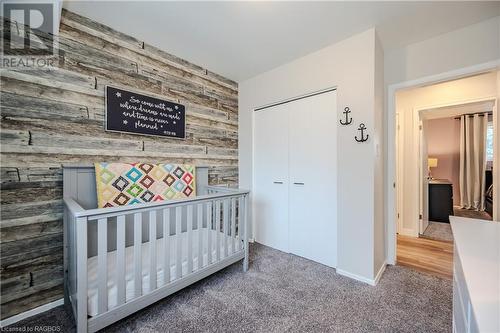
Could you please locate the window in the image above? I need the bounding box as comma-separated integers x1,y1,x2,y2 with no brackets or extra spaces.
486,121,493,162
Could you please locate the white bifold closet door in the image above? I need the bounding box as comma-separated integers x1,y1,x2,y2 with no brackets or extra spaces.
254,90,337,268
288,92,337,267
254,102,290,253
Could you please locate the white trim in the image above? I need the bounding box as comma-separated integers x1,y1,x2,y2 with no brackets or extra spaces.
337,269,375,285
0,298,64,328
416,96,497,115
373,261,387,285
254,86,337,111
337,263,386,286
386,60,500,265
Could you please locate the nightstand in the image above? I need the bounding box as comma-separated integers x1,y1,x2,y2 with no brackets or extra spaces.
429,179,454,223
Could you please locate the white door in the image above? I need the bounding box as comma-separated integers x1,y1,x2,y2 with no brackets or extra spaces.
288,91,337,267
396,112,402,234
254,103,290,253
420,119,429,234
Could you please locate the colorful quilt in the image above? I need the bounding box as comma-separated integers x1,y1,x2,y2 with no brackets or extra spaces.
95,163,196,208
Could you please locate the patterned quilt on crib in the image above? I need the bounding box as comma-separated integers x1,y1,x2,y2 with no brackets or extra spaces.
95,163,196,208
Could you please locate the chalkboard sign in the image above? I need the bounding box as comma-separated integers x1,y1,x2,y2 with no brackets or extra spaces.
105,86,186,139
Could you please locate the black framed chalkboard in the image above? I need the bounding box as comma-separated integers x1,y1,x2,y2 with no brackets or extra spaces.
105,86,186,139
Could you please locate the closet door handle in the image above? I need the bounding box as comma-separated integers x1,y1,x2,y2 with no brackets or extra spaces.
273,181,284,184
293,182,305,185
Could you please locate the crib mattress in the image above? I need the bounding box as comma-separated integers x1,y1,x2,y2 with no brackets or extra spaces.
87,228,238,317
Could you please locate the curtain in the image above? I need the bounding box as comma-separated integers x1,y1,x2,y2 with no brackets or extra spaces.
459,113,488,210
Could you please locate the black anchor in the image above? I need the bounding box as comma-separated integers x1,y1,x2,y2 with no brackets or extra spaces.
340,107,352,125
355,123,369,142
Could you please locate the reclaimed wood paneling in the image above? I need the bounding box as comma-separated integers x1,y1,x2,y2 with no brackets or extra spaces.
0,9,238,319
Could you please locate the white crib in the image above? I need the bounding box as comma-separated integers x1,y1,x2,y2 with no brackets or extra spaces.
63,165,249,332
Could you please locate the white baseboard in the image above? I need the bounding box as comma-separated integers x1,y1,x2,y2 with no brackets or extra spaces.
337,269,376,285
374,262,387,285
337,262,387,286
0,298,64,328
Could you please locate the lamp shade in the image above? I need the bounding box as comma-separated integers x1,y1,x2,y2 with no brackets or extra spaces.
428,158,438,168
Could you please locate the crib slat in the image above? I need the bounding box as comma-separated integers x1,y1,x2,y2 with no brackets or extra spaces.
215,200,221,262
238,196,243,251
149,210,157,291
175,206,182,279
223,199,229,258
206,201,212,265
231,198,236,254
116,215,126,305
63,207,69,307
76,216,88,332
187,205,193,274
197,203,203,270
242,194,249,271
134,213,142,297
97,218,108,314
162,208,170,285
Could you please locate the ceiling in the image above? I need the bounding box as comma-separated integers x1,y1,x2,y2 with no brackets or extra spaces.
63,1,500,82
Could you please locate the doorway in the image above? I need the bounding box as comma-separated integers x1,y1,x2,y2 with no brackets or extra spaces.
387,65,499,269
418,99,495,242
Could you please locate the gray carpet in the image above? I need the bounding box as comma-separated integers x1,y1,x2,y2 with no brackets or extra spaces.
5,244,452,332
422,222,454,242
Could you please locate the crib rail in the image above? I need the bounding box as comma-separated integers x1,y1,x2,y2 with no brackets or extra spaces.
68,188,249,219
64,187,249,333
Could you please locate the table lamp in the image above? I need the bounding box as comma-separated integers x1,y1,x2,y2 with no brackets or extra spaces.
428,158,438,179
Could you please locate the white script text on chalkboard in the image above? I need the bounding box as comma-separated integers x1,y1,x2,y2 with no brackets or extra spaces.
105,86,186,139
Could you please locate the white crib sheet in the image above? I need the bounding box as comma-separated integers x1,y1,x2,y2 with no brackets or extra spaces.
87,228,238,317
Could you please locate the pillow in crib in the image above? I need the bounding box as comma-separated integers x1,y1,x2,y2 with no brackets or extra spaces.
95,163,196,208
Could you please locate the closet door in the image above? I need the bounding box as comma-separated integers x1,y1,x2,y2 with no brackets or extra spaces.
288,91,337,267
254,104,289,252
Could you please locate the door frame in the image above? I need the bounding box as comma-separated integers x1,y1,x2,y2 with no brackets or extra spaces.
387,60,500,265
419,116,429,235
412,96,498,236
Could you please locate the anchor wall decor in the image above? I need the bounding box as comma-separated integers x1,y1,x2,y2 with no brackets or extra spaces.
340,106,352,125
355,123,369,142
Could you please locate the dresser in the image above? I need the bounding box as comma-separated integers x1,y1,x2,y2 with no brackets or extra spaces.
429,179,454,223
450,217,499,333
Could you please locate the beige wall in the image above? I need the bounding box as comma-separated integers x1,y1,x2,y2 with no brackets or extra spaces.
396,71,498,235
385,16,500,85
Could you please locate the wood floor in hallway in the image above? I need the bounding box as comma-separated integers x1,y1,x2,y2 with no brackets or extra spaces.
396,235,453,279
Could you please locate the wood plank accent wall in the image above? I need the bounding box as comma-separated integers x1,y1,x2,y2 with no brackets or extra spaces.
0,9,238,319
